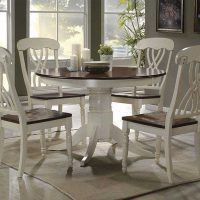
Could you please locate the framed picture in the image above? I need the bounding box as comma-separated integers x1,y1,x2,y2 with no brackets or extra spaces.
156,0,184,33
194,0,200,32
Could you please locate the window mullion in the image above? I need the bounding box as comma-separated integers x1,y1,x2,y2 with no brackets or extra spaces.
84,0,88,48
7,0,9,50
56,0,58,41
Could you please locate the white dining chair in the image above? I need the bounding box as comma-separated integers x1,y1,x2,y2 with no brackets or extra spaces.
17,38,85,139
121,45,200,183
0,47,73,178
112,38,174,140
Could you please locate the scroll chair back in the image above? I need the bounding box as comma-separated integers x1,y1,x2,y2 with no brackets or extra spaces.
136,37,174,91
122,45,200,183
0,47,73,178
17,38,60,93
17,38,85,135
112,38,174,140
0,47,24,119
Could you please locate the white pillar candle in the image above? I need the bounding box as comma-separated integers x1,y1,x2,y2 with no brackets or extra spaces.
72,44,81,70
82,48,91,62
70,55,78,71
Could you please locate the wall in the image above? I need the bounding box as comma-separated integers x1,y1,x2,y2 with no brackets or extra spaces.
146,0,200,106
91,0,102,60
15,0,27,96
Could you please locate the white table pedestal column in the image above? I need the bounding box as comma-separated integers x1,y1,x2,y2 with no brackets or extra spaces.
88,88,113,140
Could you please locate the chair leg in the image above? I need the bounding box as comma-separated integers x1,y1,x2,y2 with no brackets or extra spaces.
65,120,73,170
40,130,46,157
155,136,162,164
0,126,4,165
28,99,33,109
122,121,130,173
164,134,173,184
80,97,86,126
53,104,62,140
45,103,52,141
56,104,62,133
80,97,86,146
18,127,28,178
194,132,200,174
132,102,140,141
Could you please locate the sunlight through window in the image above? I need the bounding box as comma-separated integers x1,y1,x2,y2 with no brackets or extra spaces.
29,0,88,59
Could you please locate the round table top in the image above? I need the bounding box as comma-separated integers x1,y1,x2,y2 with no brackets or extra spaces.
36,67,166,80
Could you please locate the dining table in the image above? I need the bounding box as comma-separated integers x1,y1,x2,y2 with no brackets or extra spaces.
36,67,166,166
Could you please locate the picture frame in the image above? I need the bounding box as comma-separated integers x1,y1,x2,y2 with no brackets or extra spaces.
156,0,184,33
194,0,200,32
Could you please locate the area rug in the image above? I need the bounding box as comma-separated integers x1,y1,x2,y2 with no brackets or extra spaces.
2,131,199,200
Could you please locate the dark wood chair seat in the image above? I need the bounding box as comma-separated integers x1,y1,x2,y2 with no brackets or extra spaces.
1,108,72,125
31,92,85,100
122,111,198,129
112,91,160,99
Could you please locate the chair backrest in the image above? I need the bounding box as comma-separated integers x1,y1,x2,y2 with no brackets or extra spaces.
135,38,174,90
17,38,60,96
0,47,25,121
166,45,200,127
112,56,135,67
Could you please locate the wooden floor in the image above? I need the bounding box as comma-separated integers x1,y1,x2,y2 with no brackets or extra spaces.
1,103,200,200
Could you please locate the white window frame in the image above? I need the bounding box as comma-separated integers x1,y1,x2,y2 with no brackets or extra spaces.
0,0,15,85
0,0,14,53
27,0,90,59
102,0,129,58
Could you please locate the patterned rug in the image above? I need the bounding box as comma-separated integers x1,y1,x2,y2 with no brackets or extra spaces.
2,131,199,200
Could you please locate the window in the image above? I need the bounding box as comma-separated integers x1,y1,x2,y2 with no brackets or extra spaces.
104,0,145,58
0,0,12,50
29,0,89,59
0,0,13,90
103,0,128,57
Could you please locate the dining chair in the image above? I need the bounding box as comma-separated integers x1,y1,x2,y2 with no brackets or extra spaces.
0,47,73,177
17,38,85,139
121,45,200,183
112,38,174,140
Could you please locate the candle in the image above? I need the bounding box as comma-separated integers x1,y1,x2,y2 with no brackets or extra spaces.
72,44,81,70
82,48,91,62
70,55,78,71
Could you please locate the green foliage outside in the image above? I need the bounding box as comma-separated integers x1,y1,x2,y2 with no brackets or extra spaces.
119,0,145,64
98,44,113,55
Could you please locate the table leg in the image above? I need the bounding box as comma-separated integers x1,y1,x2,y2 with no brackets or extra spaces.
72,125,87,146
80,126,98,166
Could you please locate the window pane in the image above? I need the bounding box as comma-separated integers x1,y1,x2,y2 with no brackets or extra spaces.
30,0,56,11
105,0,126,13
58,0,84,12
0,12,7,48
0,0,7,10
29,13,56,39
58,13,84,58
105,14,128,57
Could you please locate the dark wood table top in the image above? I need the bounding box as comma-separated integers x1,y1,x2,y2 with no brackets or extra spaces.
36,67,166,80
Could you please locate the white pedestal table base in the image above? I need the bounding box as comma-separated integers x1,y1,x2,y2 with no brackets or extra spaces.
71,88,154,166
